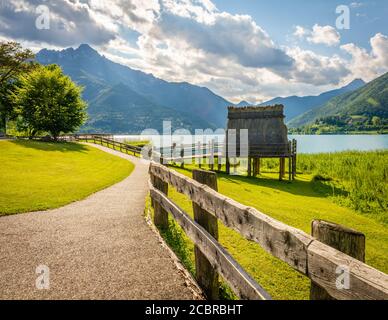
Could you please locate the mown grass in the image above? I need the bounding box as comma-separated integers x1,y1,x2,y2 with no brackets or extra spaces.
260,151,388,224
123,139,150,148
147,151,388,300
0,140,134,215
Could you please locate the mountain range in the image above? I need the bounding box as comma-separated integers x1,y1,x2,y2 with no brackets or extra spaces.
36,44,384,134
259,79,366,123
37,44,230,133
288,71,388,130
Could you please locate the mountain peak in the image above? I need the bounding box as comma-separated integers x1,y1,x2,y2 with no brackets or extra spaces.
344,78,366,90
236,100,253,107
77,44,99,55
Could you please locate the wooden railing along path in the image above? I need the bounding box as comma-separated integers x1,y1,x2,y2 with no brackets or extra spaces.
149,162,388,300
72,134,143,156
60,134,387,300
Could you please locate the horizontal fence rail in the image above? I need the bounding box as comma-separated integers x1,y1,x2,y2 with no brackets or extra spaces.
149,162,388,300
74,135,143,156
150,184,271,300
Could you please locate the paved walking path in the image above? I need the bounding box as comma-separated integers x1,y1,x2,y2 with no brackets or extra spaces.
0,144,197,300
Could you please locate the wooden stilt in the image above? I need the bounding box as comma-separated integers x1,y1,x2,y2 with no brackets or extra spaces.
225,132,230,174
289,157,292,181
279,158,284,181
247,157,252,177
226,157,230,174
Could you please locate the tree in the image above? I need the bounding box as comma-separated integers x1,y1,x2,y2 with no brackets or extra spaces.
0,42,35,133
15,64,87,140
372,116,381,127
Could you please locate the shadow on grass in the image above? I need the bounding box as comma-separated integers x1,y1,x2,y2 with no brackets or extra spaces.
10,140,89,153
169,164,349,200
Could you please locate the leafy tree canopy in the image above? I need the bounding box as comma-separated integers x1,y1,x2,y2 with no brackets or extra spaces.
15,64,88,139
0,42,36,132
0,41,35,85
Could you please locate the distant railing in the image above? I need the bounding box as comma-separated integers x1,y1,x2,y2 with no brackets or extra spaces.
149,162,388,300
73,134,143,156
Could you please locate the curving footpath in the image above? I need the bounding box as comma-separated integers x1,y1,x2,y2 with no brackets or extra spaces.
0,143,197,300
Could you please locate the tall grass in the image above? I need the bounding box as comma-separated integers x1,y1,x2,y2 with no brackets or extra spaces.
261,151,388,222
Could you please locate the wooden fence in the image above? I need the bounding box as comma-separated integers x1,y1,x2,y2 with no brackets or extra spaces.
73,135,143,156
149,162,388,300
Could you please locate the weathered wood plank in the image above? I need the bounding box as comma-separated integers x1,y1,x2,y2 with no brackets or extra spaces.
149,185,271,300
310,220,366,300
150,173,169,228
149,163,312,274
307,240,388,300
149,163,388,300
192,170,219,300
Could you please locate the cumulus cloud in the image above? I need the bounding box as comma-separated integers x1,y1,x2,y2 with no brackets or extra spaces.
0,0,117,46
285,47,349,85
341,33,388,81
294,24,340,46
151,12,294,69
293,26,307,38
1,0,386,102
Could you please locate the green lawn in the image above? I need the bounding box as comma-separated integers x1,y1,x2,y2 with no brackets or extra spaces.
0,140,134,215
148,163,388,300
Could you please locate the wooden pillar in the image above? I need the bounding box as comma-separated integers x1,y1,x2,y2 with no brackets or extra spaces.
289,157,292,181
252,158,257,177
217,156,222,172
210,140,215,171
198,141,202,169
292,139,297,180
150,175,169,228
247,157,252,177
310,220,366,300
192,170,219,300
279,158,285,181
225,131,230,175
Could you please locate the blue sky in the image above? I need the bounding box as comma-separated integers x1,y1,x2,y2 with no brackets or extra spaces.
0,0,387,103
214,0,387,49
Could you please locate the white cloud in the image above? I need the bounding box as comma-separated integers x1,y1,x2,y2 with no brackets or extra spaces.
294,24,341,47
1,0,386,102
293,25,307,38
350,2,364,8
285,47,349,85
341,33,388,81
307,24,341,46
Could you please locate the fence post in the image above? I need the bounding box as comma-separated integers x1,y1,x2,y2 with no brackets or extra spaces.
192,169,219,300
310,220,366,300
150,174,169,228
198,141,202,169
210,140,215,171
292,139,297,180
180,144,185,168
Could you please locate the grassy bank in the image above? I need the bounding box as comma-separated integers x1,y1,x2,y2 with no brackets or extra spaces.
261,151,388,224
0,140,134,215
147,151,388,300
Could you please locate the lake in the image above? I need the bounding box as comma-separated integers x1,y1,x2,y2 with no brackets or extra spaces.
114,134,388,154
